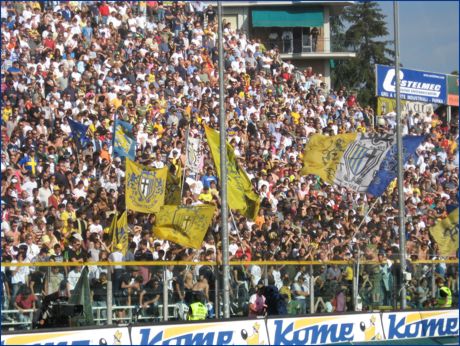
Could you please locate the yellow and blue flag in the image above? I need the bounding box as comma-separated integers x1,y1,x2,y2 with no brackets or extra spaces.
126,159,167,213
154,205,216,249
204,125,260,220
113,119,136,160
68,117,90,149
367,136,425,196
302,133,395,192
429,208,459,257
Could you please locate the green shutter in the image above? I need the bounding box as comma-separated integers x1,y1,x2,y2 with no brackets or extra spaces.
252,8,324,27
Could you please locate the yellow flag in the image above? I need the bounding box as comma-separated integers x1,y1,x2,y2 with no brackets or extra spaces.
126,159,167,213
154,205,216,249
113,210,129,255
165,171,182,205
301,133,357,184
429,208,459,257
204,125,260,220
108,211,118,249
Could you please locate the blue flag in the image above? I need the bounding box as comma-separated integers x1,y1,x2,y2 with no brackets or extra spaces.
113,119,136,160
367,136,425,197
68,118,90,149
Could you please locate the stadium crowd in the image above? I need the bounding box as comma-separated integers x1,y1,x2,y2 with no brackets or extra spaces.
1,1,458,328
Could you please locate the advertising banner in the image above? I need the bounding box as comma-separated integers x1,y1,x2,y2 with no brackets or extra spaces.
266,313,384,345
447,74,459,106
1,327,130,345
377,97,435,117
381,310,459,340
130,319,270,345
376,64,447,104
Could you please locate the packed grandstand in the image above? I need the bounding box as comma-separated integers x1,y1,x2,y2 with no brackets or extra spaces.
1,0,458,330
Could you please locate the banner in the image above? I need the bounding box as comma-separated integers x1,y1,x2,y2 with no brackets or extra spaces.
377,97,435,117
113,119,136,160
367,136,425,197
429,207,459,257
154,205,215,249
301,133,394,192
266,313,385,344
130,320,269,345
1,328,130,345
2,309,458,345
447,74,459,106
69,266,94,326
186,136,203,173
376,65,447,104
381,310,459,340
204,125,260,220
126,159,167,213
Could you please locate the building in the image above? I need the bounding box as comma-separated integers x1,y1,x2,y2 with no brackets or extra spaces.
218,1,356,89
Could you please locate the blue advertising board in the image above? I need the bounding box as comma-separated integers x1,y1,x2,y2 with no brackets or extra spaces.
376,64,447,104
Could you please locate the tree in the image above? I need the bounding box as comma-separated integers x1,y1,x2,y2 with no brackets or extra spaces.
331,2,395,106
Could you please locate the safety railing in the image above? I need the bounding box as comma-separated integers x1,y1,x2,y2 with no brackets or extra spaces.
1,259,458,331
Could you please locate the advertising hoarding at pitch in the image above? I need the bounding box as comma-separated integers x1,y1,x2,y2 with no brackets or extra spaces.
381,310,459,340
376,64,447,104
0,327,130,345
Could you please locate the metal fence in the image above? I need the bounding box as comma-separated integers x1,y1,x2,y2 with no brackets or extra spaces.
1,259,458,331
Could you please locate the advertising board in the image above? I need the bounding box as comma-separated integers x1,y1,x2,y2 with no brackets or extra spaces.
381,310,459,340
130,319,269,345
0,327,130,345
376,64,447,104
265,313,384,345
2,310,458,345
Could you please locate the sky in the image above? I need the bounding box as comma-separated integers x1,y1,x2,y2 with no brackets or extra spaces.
378,1,459,75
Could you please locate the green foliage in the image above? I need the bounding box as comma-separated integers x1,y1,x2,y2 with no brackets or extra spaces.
331,2,395,106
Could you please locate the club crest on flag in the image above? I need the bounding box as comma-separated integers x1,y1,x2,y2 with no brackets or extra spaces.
126,159,167,213
128,169,164,204
336,134,393,191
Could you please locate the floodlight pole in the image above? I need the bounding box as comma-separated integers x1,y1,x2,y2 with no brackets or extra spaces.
394,0,407,310
218,1,230,319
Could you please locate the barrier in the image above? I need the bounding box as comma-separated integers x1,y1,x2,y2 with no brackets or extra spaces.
2,309,458,345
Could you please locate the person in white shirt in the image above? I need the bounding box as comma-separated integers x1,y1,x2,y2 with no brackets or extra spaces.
88,217,103,237
67,266,82,292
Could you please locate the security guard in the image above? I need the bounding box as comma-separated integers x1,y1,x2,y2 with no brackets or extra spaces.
188,292,208,321
436,278,452,308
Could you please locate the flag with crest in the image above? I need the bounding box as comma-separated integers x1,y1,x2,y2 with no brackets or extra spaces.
154,205,215,249
126,159,167,213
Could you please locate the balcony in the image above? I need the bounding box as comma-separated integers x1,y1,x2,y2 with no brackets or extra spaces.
252,27,356,60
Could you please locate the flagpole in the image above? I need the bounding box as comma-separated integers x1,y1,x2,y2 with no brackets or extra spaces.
218,0,230,319
180,125,190,201
394,0,407,310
